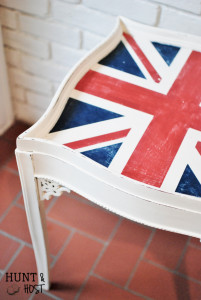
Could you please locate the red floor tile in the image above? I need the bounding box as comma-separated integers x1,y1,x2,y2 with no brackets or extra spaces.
16,195,24,207
79,276,141,300
48,194,119,240
3,121,29,142
43,198,56,211
95,220,151,285
47,220,71,256
0,139,15,166
6,155,18,171
0,206,32,244
144,229,188,269
17,195,54,211
33,292,55,299
0,205,71,256
50,233,102,300
0,169,21,216
129,261,201,300
0,234,19,270
190,237,201,248
0,246,38,300
179,245,201,281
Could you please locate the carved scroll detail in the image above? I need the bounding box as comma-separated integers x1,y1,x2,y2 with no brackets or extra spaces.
37,178,70,200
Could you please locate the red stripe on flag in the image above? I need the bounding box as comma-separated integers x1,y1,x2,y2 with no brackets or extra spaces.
76,70,164,115
123,32,161,83
196,141,201,155
65,129,130,149
76,51,201,187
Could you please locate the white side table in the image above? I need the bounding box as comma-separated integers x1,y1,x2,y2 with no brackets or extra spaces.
16,17,201,290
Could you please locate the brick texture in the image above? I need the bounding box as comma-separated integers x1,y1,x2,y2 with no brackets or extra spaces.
9,68,52,95
83,0,160,25
159,6,201,35
19,14,81,48
52,1,116,35
0,0,48,16
51,42,86,66
153,0,201,14
3,28,49,59
5,47,20,67
21,54,69,82
0,7,17,29
26,91,51,110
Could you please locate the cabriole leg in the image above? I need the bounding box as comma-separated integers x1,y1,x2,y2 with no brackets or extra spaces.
15,150,50,290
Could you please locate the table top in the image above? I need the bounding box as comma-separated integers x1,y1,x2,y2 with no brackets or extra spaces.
36,21,201,199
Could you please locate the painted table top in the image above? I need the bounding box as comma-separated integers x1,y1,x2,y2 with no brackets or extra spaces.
46,30,201,199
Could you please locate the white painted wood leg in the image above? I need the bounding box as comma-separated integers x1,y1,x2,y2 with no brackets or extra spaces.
15,150,50,290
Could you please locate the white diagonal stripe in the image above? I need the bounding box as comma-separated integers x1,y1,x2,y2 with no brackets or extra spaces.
46,117,131,145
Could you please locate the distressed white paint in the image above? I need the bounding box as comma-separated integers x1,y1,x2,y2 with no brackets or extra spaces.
15,18,201,290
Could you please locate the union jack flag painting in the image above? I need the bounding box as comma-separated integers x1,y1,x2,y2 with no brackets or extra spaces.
47,30,201,198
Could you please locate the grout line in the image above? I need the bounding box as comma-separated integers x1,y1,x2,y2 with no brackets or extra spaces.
175,271,201,286
50,230,75,269
143,258,201,285
3,166,19,176
189,241,201,250
12,191,23,205
174,236,191,271
126,286,153,300
93,272,129,288
28,286,61,300
125,229,156,289
47,216,106,245
0,271,4,280
45,196,58,214
14,202,25,210
107,216,122,241
74,217,122,300
154,5,162,27
41,290,62,300
2,243,24,275
92,273,152,300
143,257,178,273
0,191,22,223
29,286,62,300
28,290,36,300
0,230,33,248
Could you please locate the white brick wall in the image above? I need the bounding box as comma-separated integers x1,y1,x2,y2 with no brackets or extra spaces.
159,6,201,35
0,7,17,29
52,2,116,36
0,0,200,124
19,14,81,48
83,0,160,25
2,28,49,59
0,0,49,16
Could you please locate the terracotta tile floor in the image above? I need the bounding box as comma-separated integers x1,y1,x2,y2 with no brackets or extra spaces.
1,122,201,299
